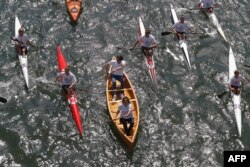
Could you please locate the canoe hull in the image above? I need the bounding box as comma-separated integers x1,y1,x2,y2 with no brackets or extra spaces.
106,71,140,149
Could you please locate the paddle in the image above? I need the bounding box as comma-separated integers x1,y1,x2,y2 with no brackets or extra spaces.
0,97,7,103
37,81,91,92
217,91,229,98
243,57,250,68
161,31,209,35
105,58,113,80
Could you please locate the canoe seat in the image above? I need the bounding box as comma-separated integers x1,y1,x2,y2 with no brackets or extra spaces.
109,98,136,104
108,88,133,92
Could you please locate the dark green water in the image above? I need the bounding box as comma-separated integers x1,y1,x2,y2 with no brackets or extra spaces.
0,0,250,166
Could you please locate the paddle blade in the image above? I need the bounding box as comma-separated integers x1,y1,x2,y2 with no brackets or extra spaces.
0,97,7,103
217,91,228,98
161,31,172,35
11,37,16,41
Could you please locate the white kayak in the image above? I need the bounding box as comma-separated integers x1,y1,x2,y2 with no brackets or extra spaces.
199,0,227,42
228,47,241,137
15,15,29,90
138,17,157,88
170,4,191,70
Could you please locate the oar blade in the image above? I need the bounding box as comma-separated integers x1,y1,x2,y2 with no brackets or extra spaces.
161,31,173,35
0,97,7,103
217,91,228,98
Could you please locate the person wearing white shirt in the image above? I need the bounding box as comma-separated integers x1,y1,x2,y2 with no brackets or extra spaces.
14,28,35,55
57,65,77,95
106,55,126,101
171,15,193,41
131,29,157,58
229,70,249,95
198,0,219,13
115,97,134,136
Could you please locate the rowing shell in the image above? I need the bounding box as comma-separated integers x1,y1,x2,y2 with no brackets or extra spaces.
138,17,157,88
56,45,83,137
228,47,241,137
199,0,227,42
170,4,192,70
15,15,29,90
106,68,140,149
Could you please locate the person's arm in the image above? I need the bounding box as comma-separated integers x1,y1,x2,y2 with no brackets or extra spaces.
112,61,125,72
125,105,133,117
114,108,121,120
55,73,62,83
228,78,233,91
242,76,250,84
171,25,177,34
69,74,77,88
27,40,36,47
149,42,157,49
130,40,140,50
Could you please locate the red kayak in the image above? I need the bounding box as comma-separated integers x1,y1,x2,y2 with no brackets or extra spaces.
56,45,83,137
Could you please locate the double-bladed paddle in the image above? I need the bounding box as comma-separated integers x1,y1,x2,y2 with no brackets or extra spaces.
161,31,209,35
0,97,7,103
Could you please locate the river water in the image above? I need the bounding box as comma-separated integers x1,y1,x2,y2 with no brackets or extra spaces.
0,0,250,166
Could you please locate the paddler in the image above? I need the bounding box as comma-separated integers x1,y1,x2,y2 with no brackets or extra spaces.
198,0,219,13
57,65,77,95
14,28,35,55
130,29,157,58
115,96,134,136
229,70,249,95
106,55,126,101
171,15,194,41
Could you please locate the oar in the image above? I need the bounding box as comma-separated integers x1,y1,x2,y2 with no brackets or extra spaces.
217,83,250,98
105,60,113,80
161,31,209,35
37,81,91,92
0,97,7,103
217,91,229,98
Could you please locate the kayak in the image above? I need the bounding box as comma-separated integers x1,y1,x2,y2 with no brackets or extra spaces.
56,45,83,137
65,0,82,22
228,47,241,137
138,17,157,88
15,15,29,90
198,0,227,41
106,63,140,149
170,4,192,70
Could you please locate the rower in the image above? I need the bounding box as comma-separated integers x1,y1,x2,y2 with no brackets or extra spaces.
171,15,194,41
106,55,126,101
14,28,35,55
57,65,77,96
130,29,157,58
229,70,250,95
198,0,219,13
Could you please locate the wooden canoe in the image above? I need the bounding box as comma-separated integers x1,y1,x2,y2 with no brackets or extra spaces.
65,0,82,22
106,70,140,149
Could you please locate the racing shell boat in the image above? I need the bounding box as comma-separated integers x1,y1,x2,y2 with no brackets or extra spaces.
56,45,83,137
15,15,29,90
